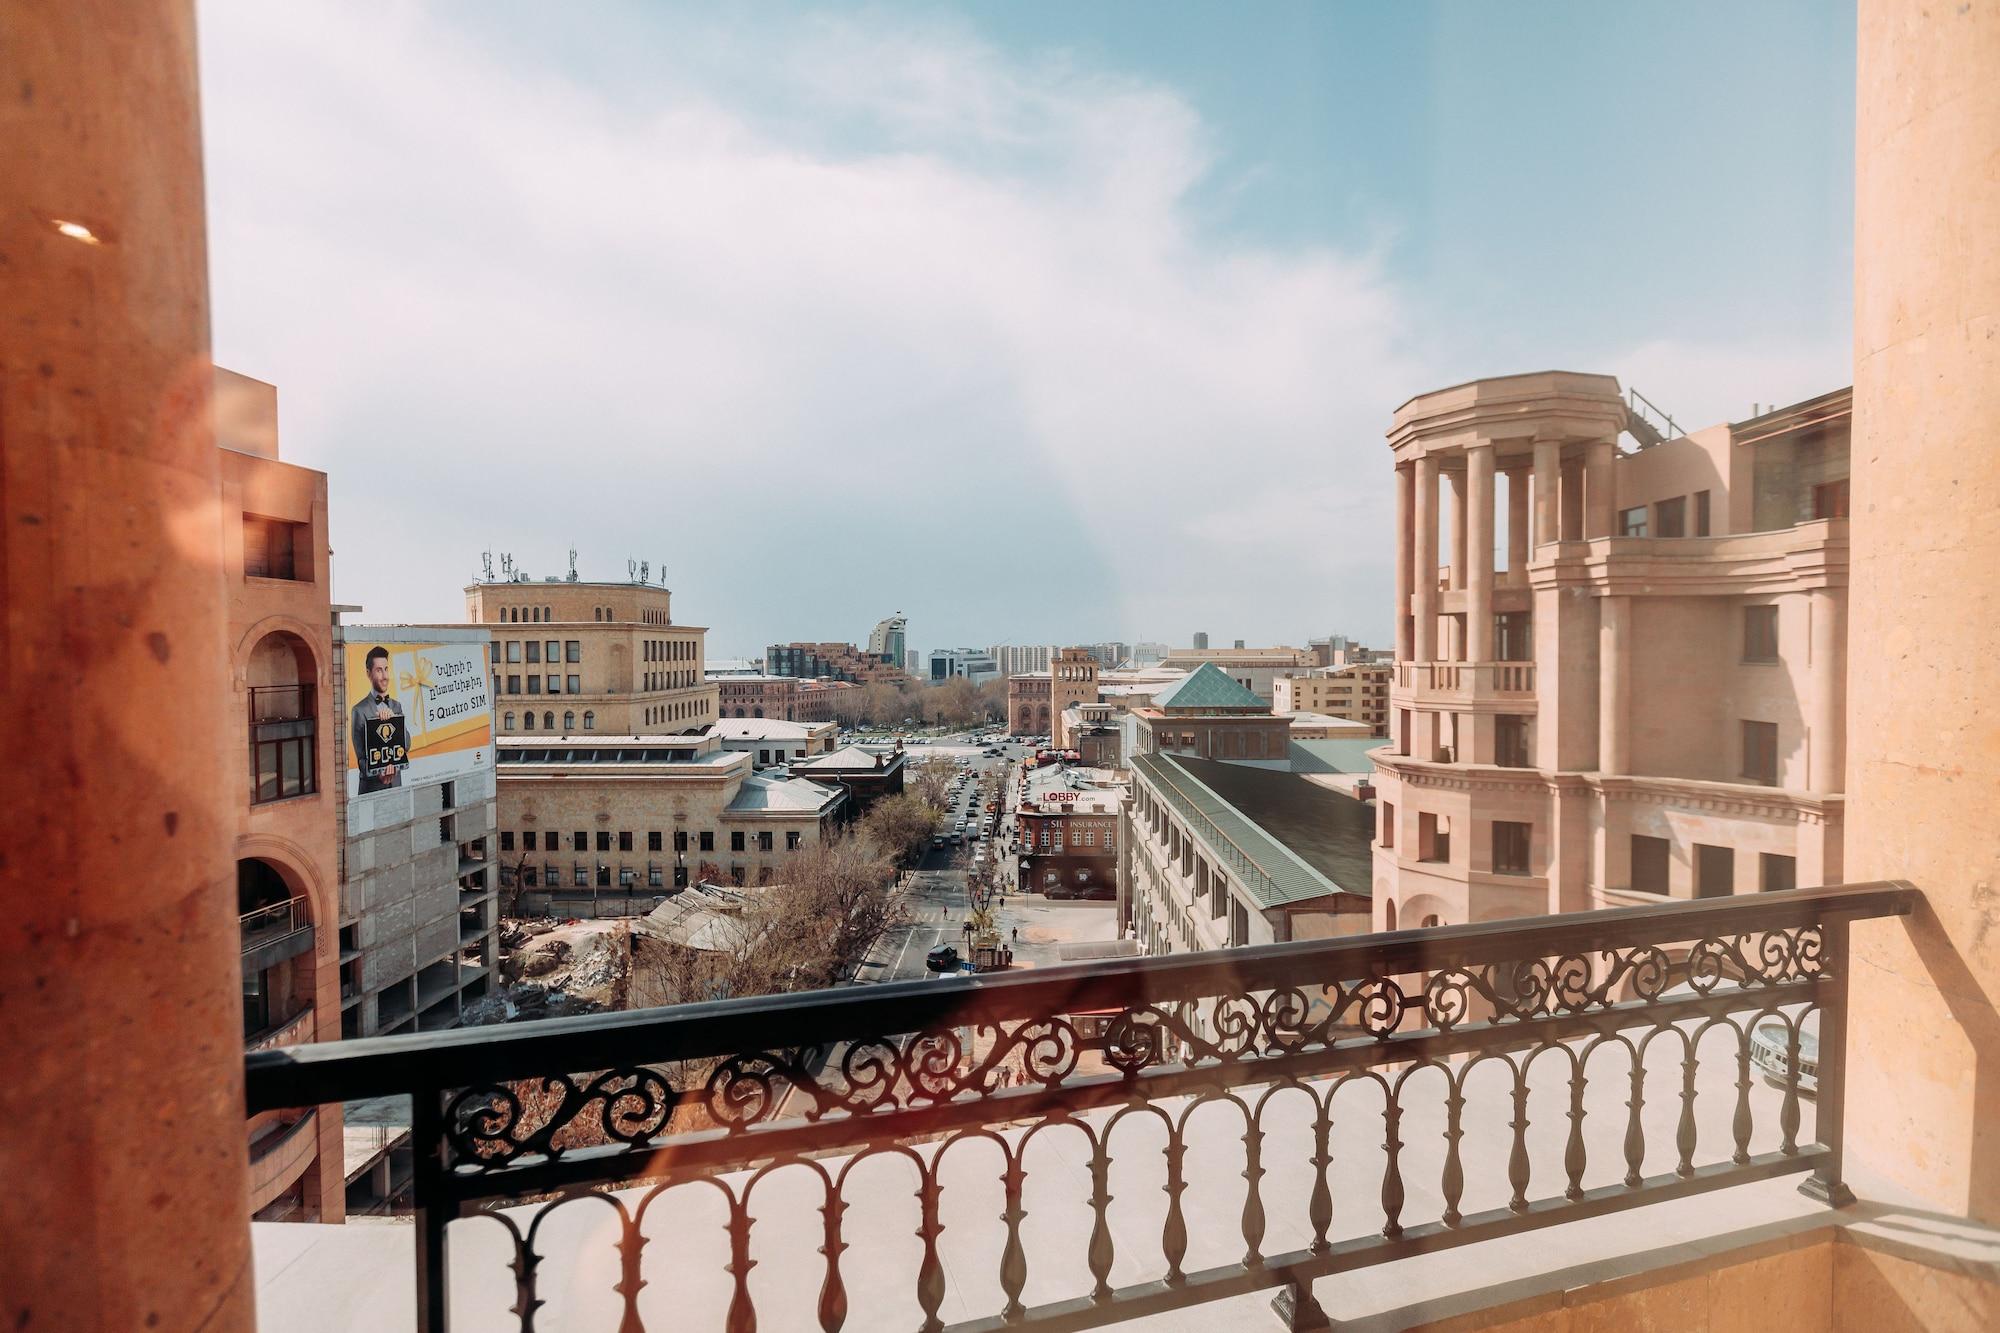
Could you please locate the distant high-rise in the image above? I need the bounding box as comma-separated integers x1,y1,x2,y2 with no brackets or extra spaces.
867,614,907,667
906,649,919,674
990,643,1054,676
1192,631,1209,650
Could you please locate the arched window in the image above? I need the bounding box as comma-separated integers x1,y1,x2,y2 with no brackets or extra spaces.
1384,900,1398,932
543,606,551,622
523,711,536,730
564,711,575,730
753,706,764,718
543,711,554,730
583,711,595,730
504,712,516,731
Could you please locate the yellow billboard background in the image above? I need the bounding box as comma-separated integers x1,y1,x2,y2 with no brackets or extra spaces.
344,639,492,796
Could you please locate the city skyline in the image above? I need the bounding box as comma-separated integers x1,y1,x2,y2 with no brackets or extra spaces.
199,0,1851,652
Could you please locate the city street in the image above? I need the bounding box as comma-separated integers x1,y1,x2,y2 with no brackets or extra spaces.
850,734,1119,983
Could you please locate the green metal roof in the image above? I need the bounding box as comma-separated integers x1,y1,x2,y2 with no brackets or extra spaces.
1149,661,1268,712
1130,751,1369,909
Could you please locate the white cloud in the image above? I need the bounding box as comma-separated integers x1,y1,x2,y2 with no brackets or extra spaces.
198,4,1427,649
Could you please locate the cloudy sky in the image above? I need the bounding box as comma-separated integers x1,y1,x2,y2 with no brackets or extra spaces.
198,1,1853,659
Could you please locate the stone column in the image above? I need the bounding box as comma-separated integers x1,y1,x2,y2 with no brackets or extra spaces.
1807,589,1845,794
0,3,257,1330
1394,463,1414,660
1560,458,1585,541
1598,596,1630,774
1846,0,2000,1222
1448,467,1468,589
1533,440,1561,547
1505,465,1530,572
1467,444,1496,661
1584,439,1617,539
1413,455,1438,662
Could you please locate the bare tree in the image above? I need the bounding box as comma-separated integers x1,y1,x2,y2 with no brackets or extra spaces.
910,754,957,809
857,792,940,868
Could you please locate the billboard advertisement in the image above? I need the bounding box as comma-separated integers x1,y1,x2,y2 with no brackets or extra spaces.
345,639,492,800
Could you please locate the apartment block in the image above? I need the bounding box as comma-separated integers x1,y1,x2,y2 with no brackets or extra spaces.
1155,645,1312,701
712,673,800,720
1273,662,1393,736
1371,373,1849,929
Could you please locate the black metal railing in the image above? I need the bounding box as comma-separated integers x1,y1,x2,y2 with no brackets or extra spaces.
245,881,1913,1332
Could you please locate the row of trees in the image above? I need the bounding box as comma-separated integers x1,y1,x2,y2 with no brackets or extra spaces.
827,676,1008,730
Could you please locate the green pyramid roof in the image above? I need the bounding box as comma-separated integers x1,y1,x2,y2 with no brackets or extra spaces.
1150,662,1269,712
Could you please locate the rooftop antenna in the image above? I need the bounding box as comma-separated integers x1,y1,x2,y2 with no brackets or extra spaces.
638,559,650,585
627,557,638,582
566,546,579,582
500,552,516,581
480,550,494,582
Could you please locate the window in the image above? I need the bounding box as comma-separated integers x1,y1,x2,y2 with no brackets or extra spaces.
1494,611,1533,662
566,674,580,694
242,515,306,580
1229,900,1250,947
575,867,589,887
786,831,801,850
249,684,316,804
1741,720,1779,785
505,674,521,694
566,641,582,662
1494,714,1531,768
503,712,515,731
1695,843,1735,898
731,865,745,885
1631,834,1670,893
1812,478,1850,519
1491,821,1531,875
1380,802,1395,848
648,831,663,852
527,675,541,694
1743,606,1780,662
1694,490,1712,536
1618,505,1649,537
500,831,515,852
583,711,594,730
731,832,746,852
1418,812,1450,863
619,867,635,886
1654,495,1687,538
506,641,522,663
567,831,583,851
673,831,688,852
597,865,611,887
489,642,500,664
563,711,575,730
595,831,610,852
546,640,559,663
525,641,540,664
757,831,773,852
523,831,537,852
700,831,714,852
618,831,633,852
547,675,561,695
1761,852,1798,893
544,865,559,888
522,711,535,731
649,866,664,887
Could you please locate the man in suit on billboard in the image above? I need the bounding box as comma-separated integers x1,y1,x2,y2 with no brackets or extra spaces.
351,645,406,793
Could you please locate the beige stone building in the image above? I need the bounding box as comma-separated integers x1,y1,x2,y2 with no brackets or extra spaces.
1155,645,1312,702
1370,373,1850,930
466,579,718,738
496,733,848,905
1049,647,1099,747
1272,661,1392,736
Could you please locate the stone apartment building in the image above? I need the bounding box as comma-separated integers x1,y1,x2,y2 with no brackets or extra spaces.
214,369,345,1222
1370,373,1850,930
1155,645,1313,702
712,673,799,720
767,641,909,685
1273,662,1393,737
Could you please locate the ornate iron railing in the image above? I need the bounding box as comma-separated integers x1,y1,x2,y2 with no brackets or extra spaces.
245,881,1913,1332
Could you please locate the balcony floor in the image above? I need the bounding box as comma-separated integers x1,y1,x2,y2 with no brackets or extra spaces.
250,1044,1905,1331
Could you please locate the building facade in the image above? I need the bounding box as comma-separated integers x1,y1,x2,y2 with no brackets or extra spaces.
1370,372,1849,931
1273,662,1393,737
785,744,909,812
867,614,907,667
468,580,718,737
496,734,848,909
767,641,909,685
1015,778,1120,899
929,647,1000,683
1008,672,1052,735
334,624,499,1040
1050,648,1101,747
990,643,1054,677
712,716,838,767
712,673,800,720
216,369,346,1223
793,678,856,723
1155,646,1313,702
1131,663,1294,768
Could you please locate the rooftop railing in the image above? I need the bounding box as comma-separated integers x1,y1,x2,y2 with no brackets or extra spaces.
245,881,1913,1332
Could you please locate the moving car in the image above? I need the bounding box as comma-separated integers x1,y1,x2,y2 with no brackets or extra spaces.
925,944,960,973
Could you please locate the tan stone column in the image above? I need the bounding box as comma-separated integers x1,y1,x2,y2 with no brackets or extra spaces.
1533,440,1561,547
1394,463,1414,660
1807,589,1845,794
1584,439,1617,539
1448,466,1468,589
0,2,256,1329
1505,465,1530,572
1846,0,2000,1222
1598,596,1630,774
1560,458,1585,541
1467,444,1496,661
1413,455,1439,662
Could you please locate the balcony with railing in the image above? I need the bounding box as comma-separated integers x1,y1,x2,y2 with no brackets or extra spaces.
1391,661,1536,709
245,881,1914,1331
